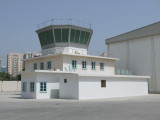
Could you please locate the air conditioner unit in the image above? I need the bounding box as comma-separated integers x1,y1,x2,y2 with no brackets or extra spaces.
75,51,78,54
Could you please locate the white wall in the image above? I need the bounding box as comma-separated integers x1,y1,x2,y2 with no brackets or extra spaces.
59,74,79,99
25,54,115,75
25,55,63,72
21,72,60,99
21,72,37,99
36,73,59,99
79,76,148,100
22,72,148,100
63,55,115,75
41,46,87,56
107,34,160,93
0,81,21,92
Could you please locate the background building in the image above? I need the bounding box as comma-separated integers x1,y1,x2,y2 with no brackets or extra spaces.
106,21,160,93
1,66,7,72
7,53,23,76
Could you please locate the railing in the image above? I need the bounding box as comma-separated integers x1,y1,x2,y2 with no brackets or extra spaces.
41,47,107,57
37,19,92,30
115,68,133,75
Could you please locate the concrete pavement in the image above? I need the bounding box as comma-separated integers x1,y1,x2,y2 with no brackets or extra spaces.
0,92,160,120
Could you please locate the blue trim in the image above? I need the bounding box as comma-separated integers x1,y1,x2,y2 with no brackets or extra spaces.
91,62,96,70
72,60,77,69
40,62,44,70
47,61,51,69
82,61,87,70
30,82,34,92
40,82,47,93
22,82,27,92
100,62,104,71
33,63,37,70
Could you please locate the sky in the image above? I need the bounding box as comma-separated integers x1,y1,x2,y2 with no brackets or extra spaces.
0,0,160,66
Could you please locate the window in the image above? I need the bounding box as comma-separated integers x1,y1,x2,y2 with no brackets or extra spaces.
91,62,96,70
30,82,34,92
22,82,27,92
82,61,87,69
64,79,67,83
101,80,106,87
40,62,44,70
34,63,37,70
72,60,77,69
100,62,104,70
40,82,47,92
47,61,51,69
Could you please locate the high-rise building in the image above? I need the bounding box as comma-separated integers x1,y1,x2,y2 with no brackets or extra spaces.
7,53,23,76
1,66,7,72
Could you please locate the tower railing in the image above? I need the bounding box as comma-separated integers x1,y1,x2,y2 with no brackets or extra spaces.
37,19,92,30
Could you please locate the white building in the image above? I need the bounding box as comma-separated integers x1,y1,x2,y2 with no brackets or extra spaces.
21,19,149,99
23,52,42,69
106,21,160,93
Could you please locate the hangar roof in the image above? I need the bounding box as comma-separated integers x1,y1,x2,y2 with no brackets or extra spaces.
106,21,160,44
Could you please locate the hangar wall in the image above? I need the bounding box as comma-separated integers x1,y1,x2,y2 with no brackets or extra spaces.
107,34,160,93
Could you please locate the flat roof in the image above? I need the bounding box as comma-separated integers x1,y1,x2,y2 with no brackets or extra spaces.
106,21,160,44
23,53,119,61
78,74,150,79
22,70,150,79
22,70,76,74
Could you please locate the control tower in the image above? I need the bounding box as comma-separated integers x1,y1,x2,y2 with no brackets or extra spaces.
36,19,93,56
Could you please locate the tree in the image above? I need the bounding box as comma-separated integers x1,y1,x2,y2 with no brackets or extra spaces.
0,72,11,81
17,74,21,81
6,73,11,80
0,72,21,81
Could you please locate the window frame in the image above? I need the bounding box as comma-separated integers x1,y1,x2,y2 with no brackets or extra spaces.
101,80,106,88
22,82,27,92
82,61,87,70
100,62,104,71
33,63,37,70
30,82,34,92
72,60,77,69
47,61,51,69
40,82,47,92
40,62,44,70
91,62,96,70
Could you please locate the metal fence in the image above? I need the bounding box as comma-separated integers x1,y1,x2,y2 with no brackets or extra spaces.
37,19,92,30
115,68,133,75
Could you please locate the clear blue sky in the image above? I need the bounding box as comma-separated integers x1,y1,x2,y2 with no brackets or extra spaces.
0,0,160,66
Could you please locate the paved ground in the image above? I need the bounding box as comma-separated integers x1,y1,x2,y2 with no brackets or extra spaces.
0,92,160,120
